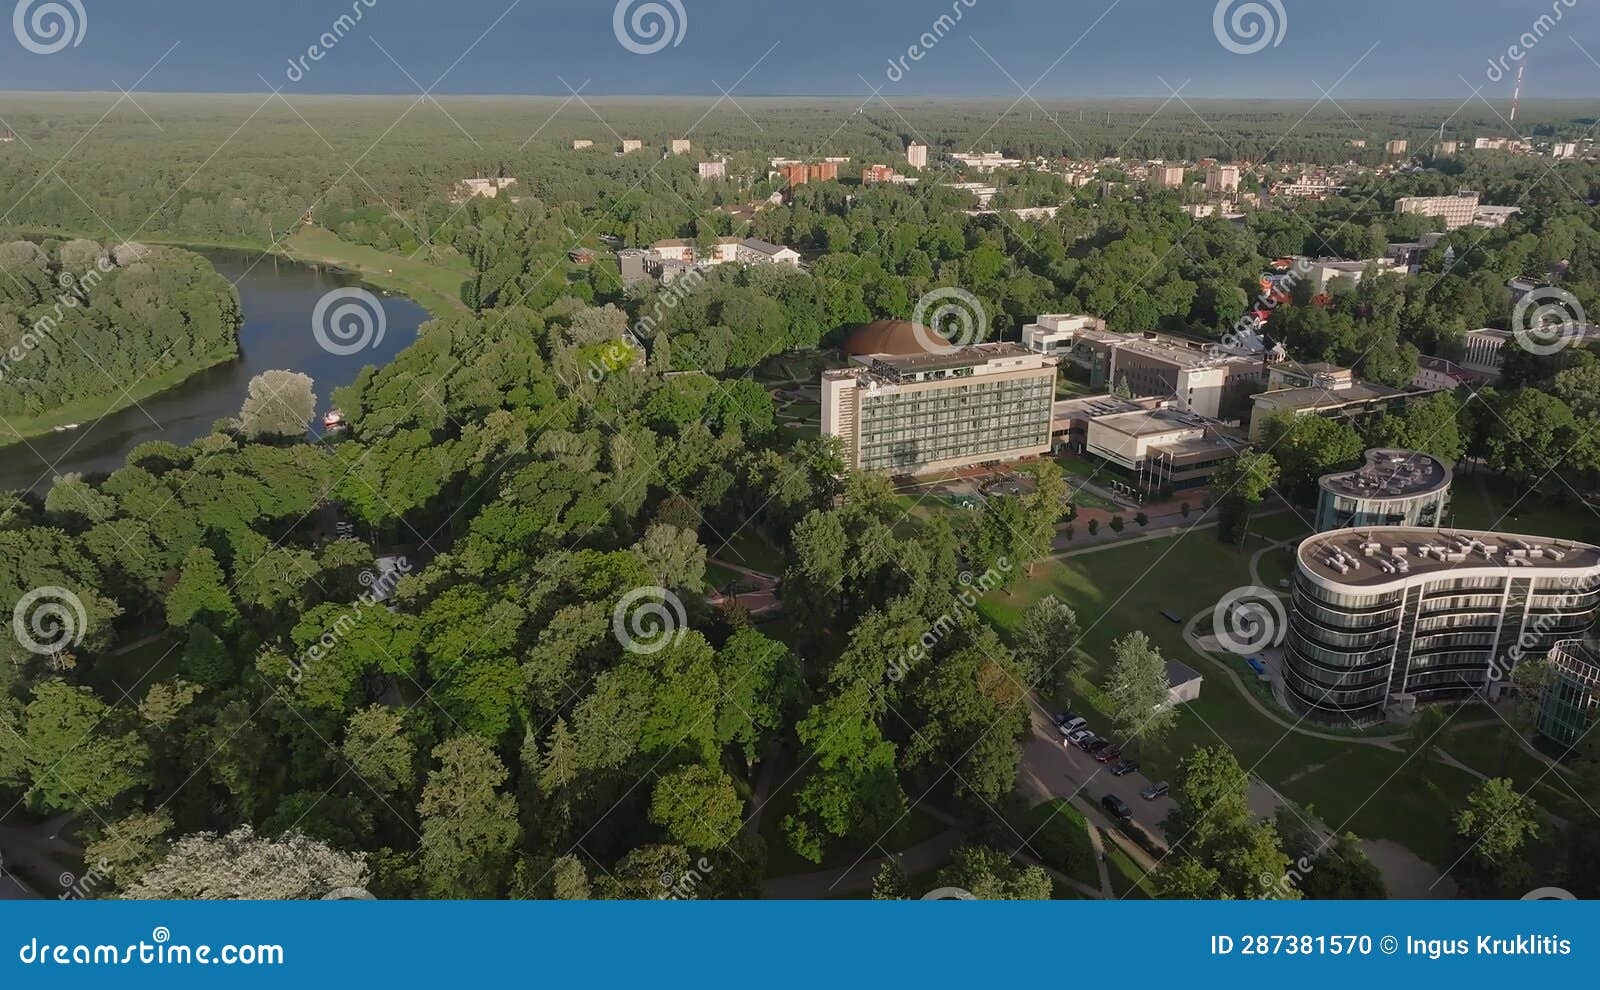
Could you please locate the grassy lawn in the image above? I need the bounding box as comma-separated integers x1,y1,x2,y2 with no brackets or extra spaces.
1017,799,1099,888
705,562,743,591
285,227,473,318
978,527,1468,866
1448,474,1600,545
709,526,786,576
1438,722,1585,823
1106,842,1153,898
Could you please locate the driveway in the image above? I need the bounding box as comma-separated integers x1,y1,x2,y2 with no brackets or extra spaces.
1018,708,1176,849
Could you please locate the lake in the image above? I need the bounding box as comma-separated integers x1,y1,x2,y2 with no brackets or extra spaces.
0,249,431,493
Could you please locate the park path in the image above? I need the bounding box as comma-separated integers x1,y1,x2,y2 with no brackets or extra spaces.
760,828,964,899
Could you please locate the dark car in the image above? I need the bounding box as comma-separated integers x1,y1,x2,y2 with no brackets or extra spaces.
1080,735,1108,754
1140,782,1170,800
1094,745,1122,763
1109,759,1139,777
1101,794,1133,820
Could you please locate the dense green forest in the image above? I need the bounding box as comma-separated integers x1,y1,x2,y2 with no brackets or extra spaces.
0,238,241,430
3,95,1600,900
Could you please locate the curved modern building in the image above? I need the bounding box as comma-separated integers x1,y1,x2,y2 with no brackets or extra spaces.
1283,527,1600,726
1315,449,1452,532
1540,637,1600,748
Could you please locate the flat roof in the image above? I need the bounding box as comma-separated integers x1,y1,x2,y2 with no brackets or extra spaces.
1150,435,1247,460
1319,449,1451,501
1253,379,1410,412
1299,527,1600,587
1093,408,1212,438
1052,394,1150,420
872,341,1038,373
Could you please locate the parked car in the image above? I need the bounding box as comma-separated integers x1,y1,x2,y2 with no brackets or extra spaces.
1053,711,1078,726
1109,759,1139,776
1246,658,1267,676
1066,727,1094,746
1093,745,1122,763
1140,782,1170,800
1101,794,1133,820
1056,716,1087,736
1082,737,1110,755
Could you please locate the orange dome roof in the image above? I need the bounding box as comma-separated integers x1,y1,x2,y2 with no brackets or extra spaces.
841,320,951,357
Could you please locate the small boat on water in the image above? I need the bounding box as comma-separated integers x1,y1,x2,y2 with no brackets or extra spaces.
322,410,347,431
51,423,81,433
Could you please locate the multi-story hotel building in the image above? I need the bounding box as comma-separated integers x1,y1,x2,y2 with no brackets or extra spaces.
1283,528,1600,726
1394,193,1481,231
822,322,1056,475
1315,449,1453,532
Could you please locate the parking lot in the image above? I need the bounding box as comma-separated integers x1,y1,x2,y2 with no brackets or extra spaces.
1020,708,1177,848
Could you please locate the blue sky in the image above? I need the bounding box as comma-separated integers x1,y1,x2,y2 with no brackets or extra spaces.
2,0,1599,100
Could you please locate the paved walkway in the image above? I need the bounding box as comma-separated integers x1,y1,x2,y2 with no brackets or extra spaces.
761,828,964,899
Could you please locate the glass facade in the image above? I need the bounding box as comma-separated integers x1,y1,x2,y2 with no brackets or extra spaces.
856,374,1053,473
1284,566,1600,727
1539,641,1600,748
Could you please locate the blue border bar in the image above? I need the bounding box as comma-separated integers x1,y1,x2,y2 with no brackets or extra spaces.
2,900,1593,987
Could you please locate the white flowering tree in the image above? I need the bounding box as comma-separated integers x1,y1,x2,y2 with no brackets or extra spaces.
123,826,367,900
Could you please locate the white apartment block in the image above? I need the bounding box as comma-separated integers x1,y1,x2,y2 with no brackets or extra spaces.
906,142,929,168
1205,166,1240,194
1394,194,1480,230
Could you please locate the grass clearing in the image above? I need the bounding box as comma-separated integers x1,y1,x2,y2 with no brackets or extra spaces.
979,526,1466,866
